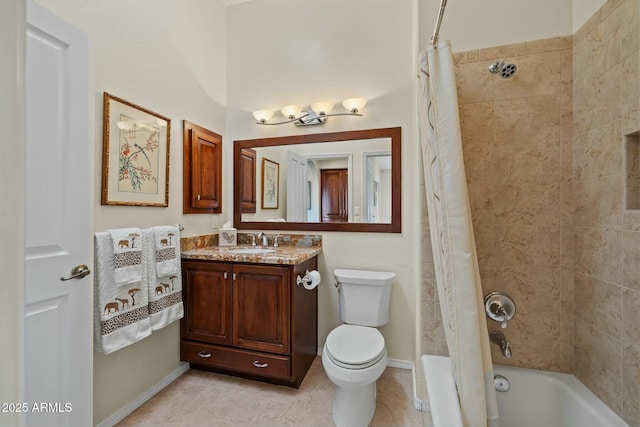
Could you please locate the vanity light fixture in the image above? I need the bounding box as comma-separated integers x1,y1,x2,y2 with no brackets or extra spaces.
252,97,367,126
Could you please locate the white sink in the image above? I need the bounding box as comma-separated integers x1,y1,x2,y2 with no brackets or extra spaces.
228,248,276,255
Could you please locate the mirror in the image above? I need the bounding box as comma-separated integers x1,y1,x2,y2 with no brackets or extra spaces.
233,127,401,233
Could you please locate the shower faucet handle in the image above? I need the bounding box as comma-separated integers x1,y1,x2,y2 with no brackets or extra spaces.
484,292,516,327
489,301,508,318
489,303,509,328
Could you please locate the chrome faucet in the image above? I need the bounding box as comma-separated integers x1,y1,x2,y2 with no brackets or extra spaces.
256,232,268,247
490,331,512,358
273,235,283,248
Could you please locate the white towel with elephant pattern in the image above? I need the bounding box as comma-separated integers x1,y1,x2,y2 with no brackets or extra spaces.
151,225,180,277
108,227,143,285
146,229,184,331
94,230,151,354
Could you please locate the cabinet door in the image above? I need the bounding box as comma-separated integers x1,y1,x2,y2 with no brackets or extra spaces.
239,148,257,213
181,261,233,345
183,121,222,214
191,130,221,210
233,264,290,354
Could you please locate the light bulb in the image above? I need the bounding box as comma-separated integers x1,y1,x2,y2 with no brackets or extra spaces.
342,97,367,114
280,104,302,119
311,101,334,115
252,109,274,123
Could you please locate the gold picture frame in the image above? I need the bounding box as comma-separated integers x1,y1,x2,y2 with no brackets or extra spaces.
261,158,279,209
101,92,171,206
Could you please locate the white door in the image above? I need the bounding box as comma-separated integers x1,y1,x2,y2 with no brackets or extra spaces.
24,2,91,426
364,156,377,223
286,150,308,222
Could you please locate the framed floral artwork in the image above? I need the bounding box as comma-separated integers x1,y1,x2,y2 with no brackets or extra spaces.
261,158,279,209
101,92,171,206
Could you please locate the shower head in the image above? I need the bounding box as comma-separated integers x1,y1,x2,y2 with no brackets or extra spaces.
488,59,517,78
500,63,517,78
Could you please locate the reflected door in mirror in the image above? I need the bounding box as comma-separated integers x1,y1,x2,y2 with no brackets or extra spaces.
321,169,348,223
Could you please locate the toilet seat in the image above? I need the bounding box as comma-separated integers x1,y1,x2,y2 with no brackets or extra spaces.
325,324,386,369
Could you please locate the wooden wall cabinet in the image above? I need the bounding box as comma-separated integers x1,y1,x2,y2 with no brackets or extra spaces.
183,120,222,214
181,256,318,388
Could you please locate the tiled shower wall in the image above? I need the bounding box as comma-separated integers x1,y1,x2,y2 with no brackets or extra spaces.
421,0,640,424
421,36,575,371
573,0,640,423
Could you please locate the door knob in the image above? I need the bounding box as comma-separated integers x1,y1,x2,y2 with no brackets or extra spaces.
60,264,91,281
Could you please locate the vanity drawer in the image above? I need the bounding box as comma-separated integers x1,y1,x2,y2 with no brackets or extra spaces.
182,340,291,379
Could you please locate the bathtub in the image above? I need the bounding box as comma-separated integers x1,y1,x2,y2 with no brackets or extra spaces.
421,355,630,427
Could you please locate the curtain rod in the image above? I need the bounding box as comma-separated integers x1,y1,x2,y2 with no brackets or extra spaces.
429,0,448,47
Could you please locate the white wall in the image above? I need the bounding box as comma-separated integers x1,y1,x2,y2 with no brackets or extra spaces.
0,1,25,426
419,0,607,52
35,0,227,424
226,0,421,362
420,0,574,52
573,0,607,32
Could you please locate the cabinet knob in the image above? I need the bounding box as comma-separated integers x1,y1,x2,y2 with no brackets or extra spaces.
197,351,212,358
252,360,268,368
223,272,228,280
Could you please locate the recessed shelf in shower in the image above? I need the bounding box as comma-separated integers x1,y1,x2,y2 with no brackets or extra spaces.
625,131,640,210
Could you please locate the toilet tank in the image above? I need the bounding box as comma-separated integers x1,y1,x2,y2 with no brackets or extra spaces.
334,269,395,327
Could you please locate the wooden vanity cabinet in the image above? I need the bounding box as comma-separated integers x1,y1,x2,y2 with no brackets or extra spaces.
181,262,233,345
180,256,318,388
233,264,290,355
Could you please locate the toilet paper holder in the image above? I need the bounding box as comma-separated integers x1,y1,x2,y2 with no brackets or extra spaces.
296,270,321,290
296,270,312,287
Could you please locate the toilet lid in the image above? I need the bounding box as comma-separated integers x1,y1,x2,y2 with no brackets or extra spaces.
325,324,385,368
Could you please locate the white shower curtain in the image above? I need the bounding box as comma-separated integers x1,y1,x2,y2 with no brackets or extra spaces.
417,41,499,427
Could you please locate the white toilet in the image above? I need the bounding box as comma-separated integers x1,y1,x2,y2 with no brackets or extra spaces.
322,268,395,427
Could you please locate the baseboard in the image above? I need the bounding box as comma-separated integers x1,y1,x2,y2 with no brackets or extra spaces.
96,361,190,427
317,347,427,412
388,358,426,411
411,363,429,412
386,357,412,370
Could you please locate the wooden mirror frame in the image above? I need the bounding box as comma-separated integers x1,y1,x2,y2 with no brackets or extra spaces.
233,127,401,233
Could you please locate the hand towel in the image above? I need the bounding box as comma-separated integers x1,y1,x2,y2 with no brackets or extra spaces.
145,227,184,331
94,231,151,354
108,227,143,285
151,225,179,277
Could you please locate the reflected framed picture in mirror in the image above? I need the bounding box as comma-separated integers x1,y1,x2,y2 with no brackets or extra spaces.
261,158,279,209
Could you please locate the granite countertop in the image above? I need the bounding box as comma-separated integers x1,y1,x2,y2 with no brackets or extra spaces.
180,233,322,265
181,245,321,265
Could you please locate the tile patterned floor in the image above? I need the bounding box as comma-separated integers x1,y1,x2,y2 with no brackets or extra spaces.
117,357,424,427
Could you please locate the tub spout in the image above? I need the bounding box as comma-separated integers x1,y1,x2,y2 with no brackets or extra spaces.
490,331,512,358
